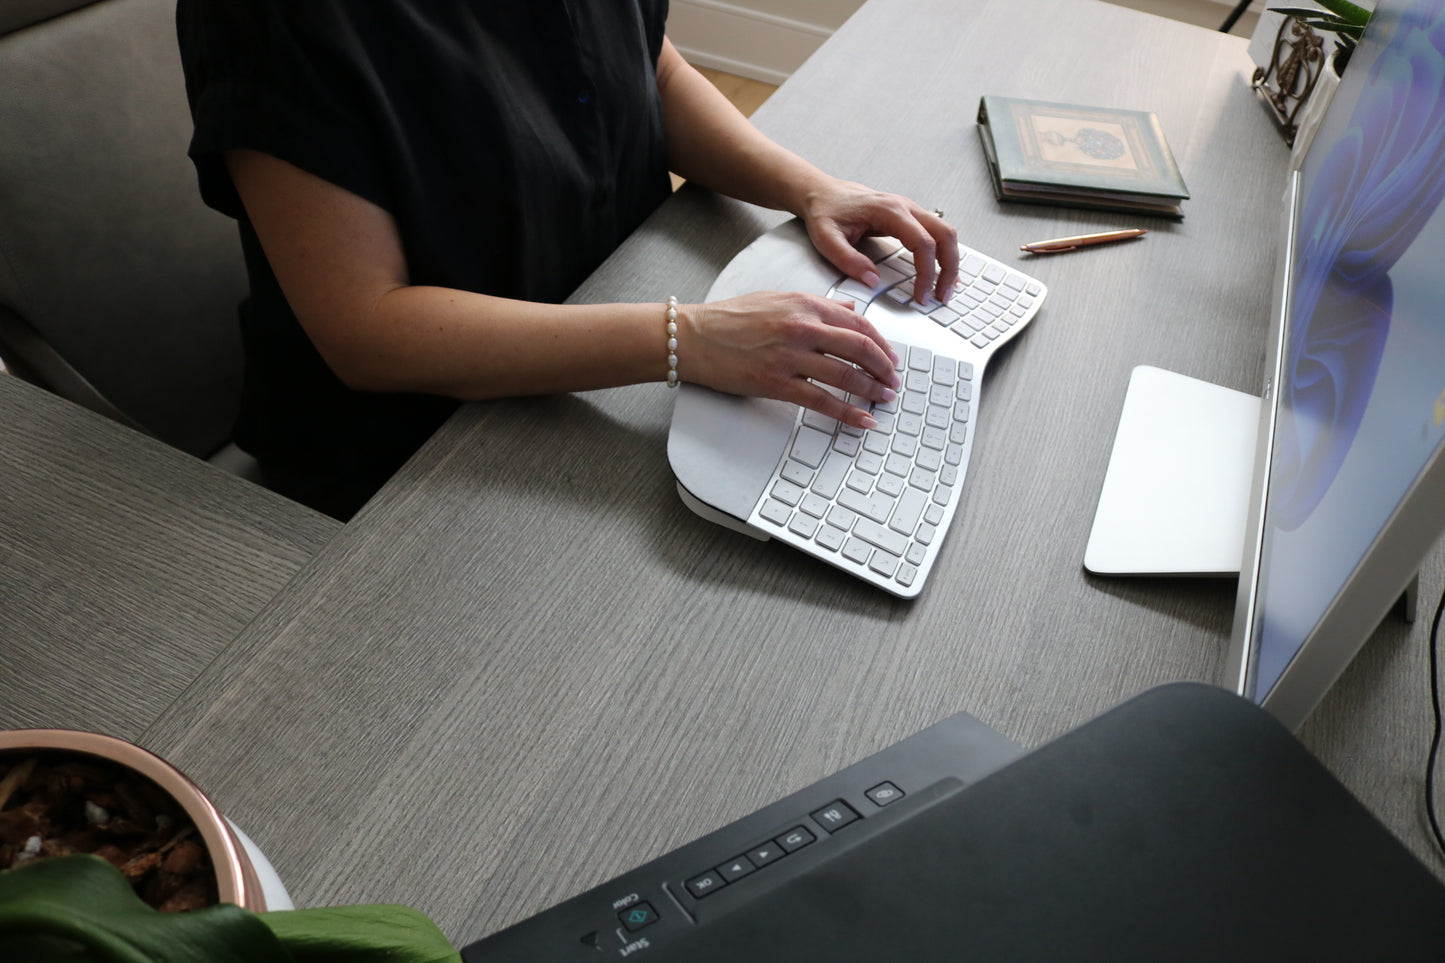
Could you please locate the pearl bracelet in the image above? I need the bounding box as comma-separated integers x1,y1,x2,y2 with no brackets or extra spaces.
665,296,679,388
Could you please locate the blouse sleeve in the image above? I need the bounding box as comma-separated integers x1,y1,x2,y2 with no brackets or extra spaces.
176,0,392,220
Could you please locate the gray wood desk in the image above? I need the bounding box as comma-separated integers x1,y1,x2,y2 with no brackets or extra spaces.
0,373,339,738
139,0,1445,945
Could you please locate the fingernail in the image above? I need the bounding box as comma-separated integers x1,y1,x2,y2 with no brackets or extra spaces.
880,387,897,403
861,413,878,430
862,270,880,288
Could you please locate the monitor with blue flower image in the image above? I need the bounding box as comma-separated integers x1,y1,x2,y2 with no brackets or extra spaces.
1085,0,1445,729
1226,0,1445,728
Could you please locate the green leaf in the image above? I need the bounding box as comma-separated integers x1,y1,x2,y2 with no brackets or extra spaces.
260,905,461,963
1311,0,1372,27
0,854,293,963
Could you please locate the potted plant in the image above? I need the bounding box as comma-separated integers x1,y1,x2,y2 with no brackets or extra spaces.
0,730,460,963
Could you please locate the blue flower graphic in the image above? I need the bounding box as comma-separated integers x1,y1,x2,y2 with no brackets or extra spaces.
1272,0,1445,531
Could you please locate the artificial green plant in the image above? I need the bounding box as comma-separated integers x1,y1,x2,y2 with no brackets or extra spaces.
0,853,461,963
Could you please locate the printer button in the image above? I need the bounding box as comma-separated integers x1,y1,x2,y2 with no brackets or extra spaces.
717,856,757,883
865,782,905,807
618,902,659,932
685,870,726,899
746,841,786,868
810,799,860,832
775,826,816,852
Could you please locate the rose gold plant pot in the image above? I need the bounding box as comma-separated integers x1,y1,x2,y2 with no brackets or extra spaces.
0,729,282,911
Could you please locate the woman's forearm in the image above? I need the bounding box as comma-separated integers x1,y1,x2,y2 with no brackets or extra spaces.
655,38,831,218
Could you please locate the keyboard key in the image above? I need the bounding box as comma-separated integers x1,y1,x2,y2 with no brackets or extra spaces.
891,433,918,457
907,346,933,371
863,430,891,454
929,305,960,327
959,253,985,277
827,505,857,530
815,525,845,552
835,277,881,303
854,518,908,557
800,493,830,518
932,357,957,385
771,478,804,506
813,451,850,498
921,427,947,451
909,467,936,491
760,500,791,526
845,470,872,494
884,452,911,477
916,446,942,472
801,408,838,434
780,459,815,487
842,537,872,565
876,473,904,496
897,412,923,436
890,488,928,536
925,503,945,526
789,513,820,538
906,542,927,565
791,425,832,468
833,432,862,456
838,487,897,524
869,553,899,578
897,563,918,587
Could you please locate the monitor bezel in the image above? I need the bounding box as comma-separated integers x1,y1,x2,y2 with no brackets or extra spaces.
1228,168,1445,732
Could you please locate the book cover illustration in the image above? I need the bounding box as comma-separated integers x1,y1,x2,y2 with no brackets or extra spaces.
977,96,1189,216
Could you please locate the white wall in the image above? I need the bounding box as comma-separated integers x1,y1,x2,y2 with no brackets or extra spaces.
667,0,863,85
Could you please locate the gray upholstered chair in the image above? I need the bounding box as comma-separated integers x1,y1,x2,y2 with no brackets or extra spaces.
0,0,254,473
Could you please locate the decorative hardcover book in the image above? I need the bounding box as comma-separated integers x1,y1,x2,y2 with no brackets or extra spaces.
976,95,1190,218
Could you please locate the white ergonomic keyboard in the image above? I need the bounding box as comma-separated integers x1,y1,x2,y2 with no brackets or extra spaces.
667,219,1046,598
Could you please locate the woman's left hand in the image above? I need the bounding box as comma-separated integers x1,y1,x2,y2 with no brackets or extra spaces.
799,178,960,305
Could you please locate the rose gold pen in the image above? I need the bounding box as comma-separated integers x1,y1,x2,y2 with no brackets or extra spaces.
1020,228,1147,254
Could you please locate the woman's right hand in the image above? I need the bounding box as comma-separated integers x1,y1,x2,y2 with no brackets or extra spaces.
679,291,901,430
